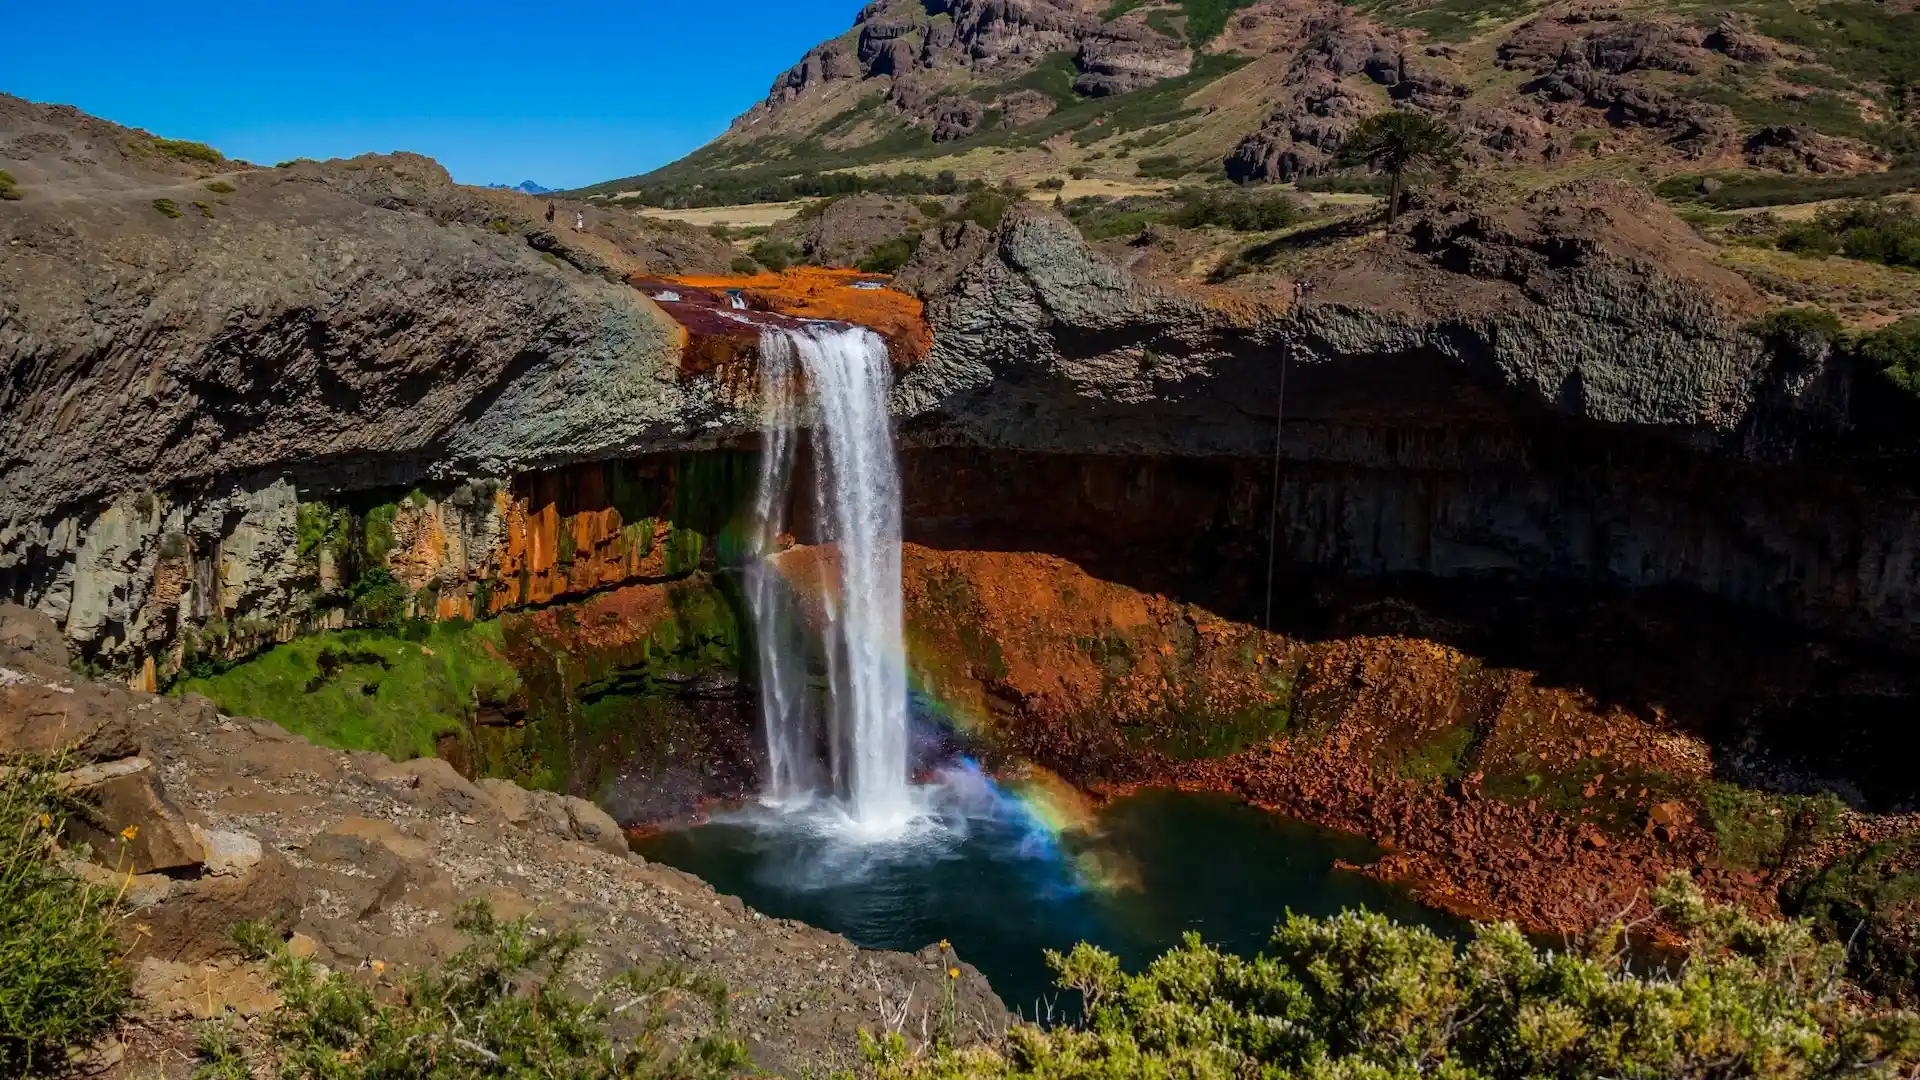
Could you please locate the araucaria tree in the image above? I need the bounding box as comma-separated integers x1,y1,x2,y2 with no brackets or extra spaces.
1342,109,1464,224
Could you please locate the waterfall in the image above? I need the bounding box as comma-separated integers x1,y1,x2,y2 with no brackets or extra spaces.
748,324,912,831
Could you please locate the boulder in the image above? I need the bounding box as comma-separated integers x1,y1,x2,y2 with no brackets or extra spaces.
60,757,204,873
477,776,531,824
0,602,70,674
133,847,299,962
564,796,630,856
0,677,143,761
372,756,486,814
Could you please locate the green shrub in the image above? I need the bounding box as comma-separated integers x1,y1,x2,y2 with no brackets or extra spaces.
747,238,801,271
1165,185,1306,231
1034,176,1066,191
199,900,750,1079
858,231,922,274
149,137,221,165
1658,167,1920,209
152,198,182,219
1750,307,1846,369
1858,316,1920,398
0,760,132,1075
0,170,21,201
363,502,398,563
204,180,236,194
296,502,350,563
875,874,1920,1079
1775,199,1920,268
728,254,759,274
945,188,1014,230
192,200,214,218
348,567,411,628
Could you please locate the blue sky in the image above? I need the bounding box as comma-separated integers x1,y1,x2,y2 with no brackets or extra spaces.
5,0,859,189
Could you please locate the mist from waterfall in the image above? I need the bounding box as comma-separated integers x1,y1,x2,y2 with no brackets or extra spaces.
747,324,913,834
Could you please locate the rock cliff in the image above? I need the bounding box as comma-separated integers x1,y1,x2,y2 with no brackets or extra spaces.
5,95,1917,676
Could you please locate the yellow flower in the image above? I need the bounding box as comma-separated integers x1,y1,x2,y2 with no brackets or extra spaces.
948,967,959,980
371,959,387,974
37,813,51,829
937,939,951,952
119,825,139,842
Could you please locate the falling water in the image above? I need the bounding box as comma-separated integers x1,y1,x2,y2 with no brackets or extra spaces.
748,324,913,832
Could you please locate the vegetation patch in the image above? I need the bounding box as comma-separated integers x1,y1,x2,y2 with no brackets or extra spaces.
1345,0,1547,41
174,619,520,762
1786,833,1920,1002
198,901,750,1079
146,137,221,165
1700,781,1847,872
1775,198,1920,269
0,760,131,1075
873,874,1920,1078
1655,166,1920,209
151,198,182,219
0,170,21,201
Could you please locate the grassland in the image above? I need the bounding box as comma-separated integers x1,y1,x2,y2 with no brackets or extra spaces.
176,620,520,761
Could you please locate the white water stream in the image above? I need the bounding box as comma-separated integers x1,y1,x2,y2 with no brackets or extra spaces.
747,324,914,834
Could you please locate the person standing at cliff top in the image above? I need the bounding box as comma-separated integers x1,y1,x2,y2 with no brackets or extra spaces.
574,210,585,232
545,201,555,224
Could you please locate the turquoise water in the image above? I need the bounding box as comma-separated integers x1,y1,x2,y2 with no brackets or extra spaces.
632,782,1463,1015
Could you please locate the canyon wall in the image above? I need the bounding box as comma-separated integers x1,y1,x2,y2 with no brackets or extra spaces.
6,93,1918,680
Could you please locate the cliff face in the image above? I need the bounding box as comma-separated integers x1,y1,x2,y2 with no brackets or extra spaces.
0,97,750,661
4,98,1916,675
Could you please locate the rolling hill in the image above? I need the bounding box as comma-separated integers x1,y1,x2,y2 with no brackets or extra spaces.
574,0,1919,207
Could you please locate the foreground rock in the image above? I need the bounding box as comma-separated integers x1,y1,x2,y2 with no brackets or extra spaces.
0,604,1006,1076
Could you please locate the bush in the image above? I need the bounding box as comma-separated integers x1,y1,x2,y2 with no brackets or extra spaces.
200,900,751,1079
728,254,759,275
348,567,411,628
747,238,800,272
1775,199,1920,268
363,502,398,563
204,180,236,194
0,170,21,201
152,198,182,219
1858,317,1920,398
874,874,1920,1079
945,188,1015,230
1750,307,1846,369
0,760,132,1075
149,137,221,165
1165,185,1306,231
858,231,922,274
1034,176,1067,191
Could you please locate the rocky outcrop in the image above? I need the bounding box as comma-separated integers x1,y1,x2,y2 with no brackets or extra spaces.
0,603,1006,1072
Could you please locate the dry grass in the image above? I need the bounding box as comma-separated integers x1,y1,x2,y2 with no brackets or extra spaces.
635,200,819,228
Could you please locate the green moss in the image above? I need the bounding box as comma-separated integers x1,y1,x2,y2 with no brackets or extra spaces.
1785,832,1920,999
363,502,398,563
1701,782,1848,871
495,576,752,797
174,619,521,762
296,502,350,563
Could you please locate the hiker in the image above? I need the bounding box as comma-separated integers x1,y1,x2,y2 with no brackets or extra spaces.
574,210,584,232
545,201,555,224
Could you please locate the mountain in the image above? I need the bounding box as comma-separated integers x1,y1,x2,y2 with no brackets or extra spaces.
488,180,552,194
575,0,1918,204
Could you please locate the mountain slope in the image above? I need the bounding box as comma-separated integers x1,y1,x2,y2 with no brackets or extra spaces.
579,0,1919,204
